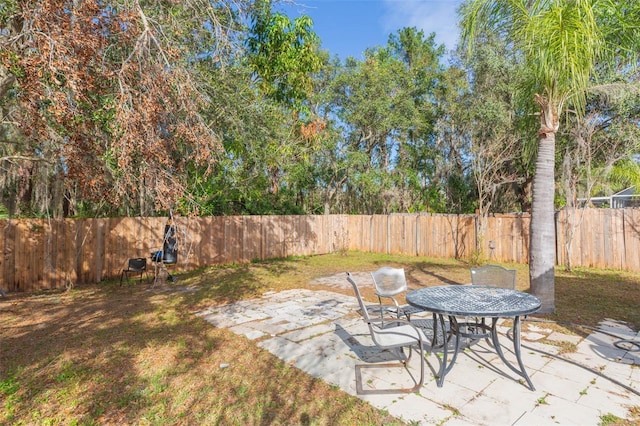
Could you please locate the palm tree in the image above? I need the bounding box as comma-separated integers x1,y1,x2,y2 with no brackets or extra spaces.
460,0,639,313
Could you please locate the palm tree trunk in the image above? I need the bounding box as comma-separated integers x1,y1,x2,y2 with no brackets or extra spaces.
529,95,558,313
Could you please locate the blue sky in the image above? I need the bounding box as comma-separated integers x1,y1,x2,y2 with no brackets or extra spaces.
279,0,464,60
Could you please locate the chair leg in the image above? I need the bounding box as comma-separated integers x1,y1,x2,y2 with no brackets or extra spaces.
355,344,425,395
376,296,386,324
399,346,413,364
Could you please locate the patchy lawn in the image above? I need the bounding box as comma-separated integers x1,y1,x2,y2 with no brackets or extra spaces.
1,252,638,424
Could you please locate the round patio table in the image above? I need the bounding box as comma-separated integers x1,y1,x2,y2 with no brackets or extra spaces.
406,285,541,390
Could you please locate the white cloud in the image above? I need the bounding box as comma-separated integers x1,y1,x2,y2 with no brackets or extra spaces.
381,0,463,52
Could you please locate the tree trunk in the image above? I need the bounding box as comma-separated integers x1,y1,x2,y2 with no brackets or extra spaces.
529,94,558,314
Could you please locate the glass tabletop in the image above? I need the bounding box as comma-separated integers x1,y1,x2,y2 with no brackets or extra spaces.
406,285,541,317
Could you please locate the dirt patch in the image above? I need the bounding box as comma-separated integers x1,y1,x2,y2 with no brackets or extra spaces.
308,271,371,289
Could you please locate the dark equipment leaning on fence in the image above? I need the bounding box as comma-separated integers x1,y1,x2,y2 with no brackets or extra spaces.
151,219,178,285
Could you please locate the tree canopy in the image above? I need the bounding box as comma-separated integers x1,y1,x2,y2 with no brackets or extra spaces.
0,0,638,222
460,0,640,312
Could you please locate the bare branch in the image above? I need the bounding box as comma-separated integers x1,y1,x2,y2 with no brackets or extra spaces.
0,155,54,164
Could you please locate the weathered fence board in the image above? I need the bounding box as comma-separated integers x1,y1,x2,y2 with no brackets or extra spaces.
485,214,530,264
346,215,369,252
624,210,640,271
3,221,15,290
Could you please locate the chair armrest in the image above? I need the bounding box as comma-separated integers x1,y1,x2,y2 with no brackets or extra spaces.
369,317,411,326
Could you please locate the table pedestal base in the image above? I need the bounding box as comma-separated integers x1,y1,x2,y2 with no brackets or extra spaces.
434,314,535,390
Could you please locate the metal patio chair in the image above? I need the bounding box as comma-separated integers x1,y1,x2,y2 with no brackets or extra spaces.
470,264,517,338
470,264,516,289
346,272,427,394
370,266,424,323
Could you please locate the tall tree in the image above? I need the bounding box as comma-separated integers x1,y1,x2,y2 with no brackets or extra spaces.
329,28,448,214
0,0,249,217
246,0,322,110
557,87,640,270
330,51,407,214
245,0,322,200
387,28,448,213
461,0,640,313
458,32,532,255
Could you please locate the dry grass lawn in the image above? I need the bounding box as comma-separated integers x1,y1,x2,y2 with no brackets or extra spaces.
1,251,639,425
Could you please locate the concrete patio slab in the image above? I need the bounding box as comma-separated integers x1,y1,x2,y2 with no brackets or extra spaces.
196,287,640,425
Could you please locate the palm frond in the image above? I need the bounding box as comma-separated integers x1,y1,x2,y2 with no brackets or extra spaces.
460,0,640,119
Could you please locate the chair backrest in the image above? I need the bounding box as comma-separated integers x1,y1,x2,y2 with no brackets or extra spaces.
346,272,373,323
371,267,407,297
347,272,423,353
470,264,516,289
128,257,147,272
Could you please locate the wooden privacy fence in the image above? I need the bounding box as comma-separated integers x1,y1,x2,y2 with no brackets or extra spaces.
555,208,640,271
346,214,478,260
0,215,347,293
1,209,639,293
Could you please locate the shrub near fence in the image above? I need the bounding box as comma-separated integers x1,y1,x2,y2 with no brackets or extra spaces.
1,209,639,293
